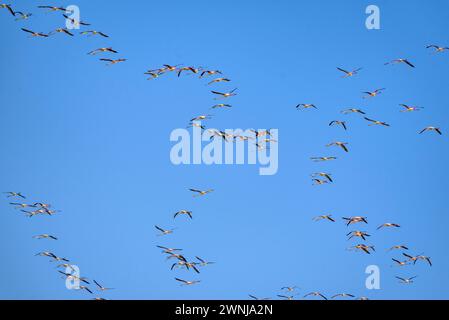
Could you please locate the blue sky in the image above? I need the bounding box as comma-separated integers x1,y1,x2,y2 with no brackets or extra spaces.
1,0,448,300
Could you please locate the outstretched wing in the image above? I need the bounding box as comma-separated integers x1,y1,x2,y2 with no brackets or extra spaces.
196,256,205,263
403,60,415,68
6,5,15,16
21,28,34,34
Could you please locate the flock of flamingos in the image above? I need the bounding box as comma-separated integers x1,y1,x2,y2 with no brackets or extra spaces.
2,2,446,300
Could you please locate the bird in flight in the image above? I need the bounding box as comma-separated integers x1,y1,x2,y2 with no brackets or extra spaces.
200,70,222,78
175,278,201,286
396,276,417,284
22,206,59,217
14,11,32,20
93,280,114,291
21,209,43,218
174,210,193,219
37,252,69,262
9,202,35,209
187,123,206,131
403,253,432,266
58,271,89,284
0,3,15,15
391,258,409,267
161,64,181,73
336,67,362,77
145,66,167,75
209,129,231,141
190,115,212,122
172,261,200,273
341,108,366,115
44,209,60,216
21,208,46,217
312,179,329,185
177,66,200,77
209,103,233,112
331,293,355,299
165,252,187,262
416,255,432,266
207,129,228,141
329,120,347,130
145,71,161,80
277,295,296,300
377,223,400,230
281,286,299,292
399,104,422,112
32,234,58,240
248,295,271,300
49,255,69,263
155,225,175,236
313,215,335,222
363,88,385,98
326,141,349,153
195,256,215,267
206,129,227,141
419,126,442,135
254,142,271,151
260,138,278,143
342,216,368,226
311,172,333,182
4,192,26,199
310,156,337,162
385,59,415,68
34,202,52,209
347,231,370,241
388,245,409,252
63,13,90,27
234,135,253,142
76,286,93,294
100,58,127,65
50,28,74,37
208,78,231,85
57,263,77,272
211,88,237,99
296,103,317,110
156,246,182,254
88,47,118,55
21,28,49,38
80,30,109,38
36,251,57,258
350,244,375,254
426,45,449,53
364,117,390,127
304,292,327,300
189,189,214,197
37,5,66,12
250,129,272,138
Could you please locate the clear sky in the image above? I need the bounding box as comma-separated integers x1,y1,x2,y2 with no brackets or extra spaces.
1,0,448,300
